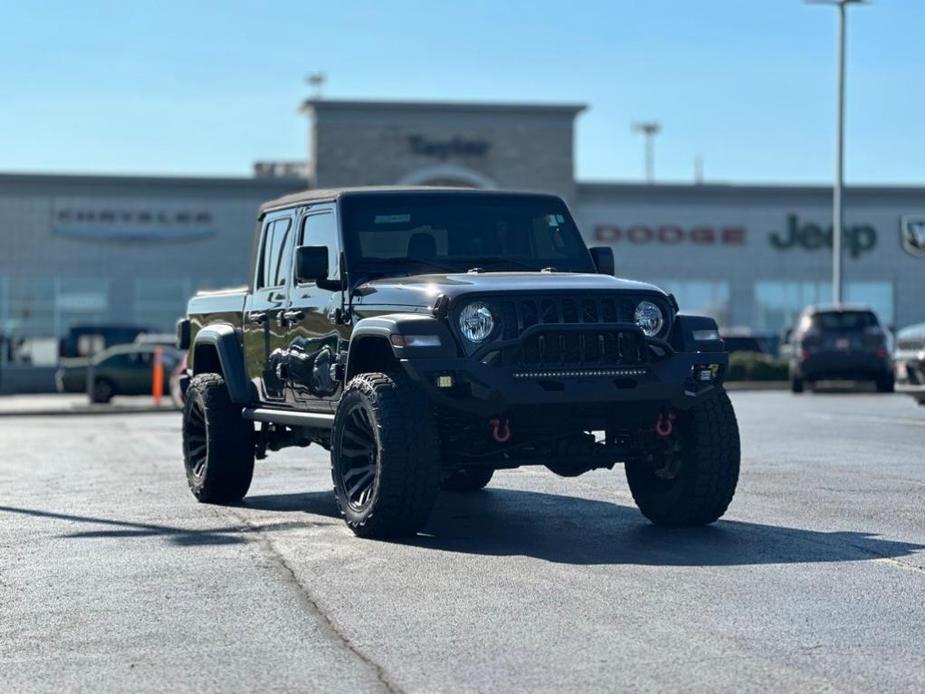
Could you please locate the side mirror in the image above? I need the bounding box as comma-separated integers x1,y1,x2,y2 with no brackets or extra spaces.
589,247,615,276
295,245,330,284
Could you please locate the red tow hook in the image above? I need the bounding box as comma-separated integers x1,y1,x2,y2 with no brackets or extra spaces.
489,416,512,443
655,411,676,438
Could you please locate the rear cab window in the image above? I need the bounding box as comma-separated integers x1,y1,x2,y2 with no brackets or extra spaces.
812,311,878,331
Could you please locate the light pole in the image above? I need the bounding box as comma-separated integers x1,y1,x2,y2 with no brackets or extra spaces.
306,73,326,99
807,0,865,306
632,122,660,184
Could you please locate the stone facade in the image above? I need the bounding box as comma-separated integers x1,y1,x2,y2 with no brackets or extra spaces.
303,99,584,205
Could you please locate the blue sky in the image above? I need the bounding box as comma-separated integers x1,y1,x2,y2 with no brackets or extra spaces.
1,0,922,184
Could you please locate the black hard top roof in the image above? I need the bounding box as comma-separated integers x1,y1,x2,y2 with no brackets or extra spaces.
258,186,562,215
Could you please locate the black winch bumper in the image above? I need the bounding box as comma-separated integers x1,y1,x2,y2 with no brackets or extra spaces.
400,349,728,416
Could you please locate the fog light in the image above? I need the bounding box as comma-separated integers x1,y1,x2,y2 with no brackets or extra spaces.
694,364,719,382
436,374,454,389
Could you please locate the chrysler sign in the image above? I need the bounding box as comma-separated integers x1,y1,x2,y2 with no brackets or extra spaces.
52,205,215,243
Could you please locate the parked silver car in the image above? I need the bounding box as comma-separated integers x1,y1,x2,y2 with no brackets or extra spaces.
894,322,925,386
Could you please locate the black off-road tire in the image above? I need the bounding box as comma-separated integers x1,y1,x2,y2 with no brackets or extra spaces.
182,373,254,504
876,374,895,393
625,389,740,526
331,372,441,539
790,375,804,394
441,467,494,492
90,378,115,404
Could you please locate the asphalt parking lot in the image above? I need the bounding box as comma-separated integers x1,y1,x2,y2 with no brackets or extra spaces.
1,391,923,693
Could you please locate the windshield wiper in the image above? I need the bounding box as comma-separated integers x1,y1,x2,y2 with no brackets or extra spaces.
359,257,461,274
461,258,544,272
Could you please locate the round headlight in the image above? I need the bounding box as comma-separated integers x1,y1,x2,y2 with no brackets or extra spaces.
634,300,664,337
459,302,495,342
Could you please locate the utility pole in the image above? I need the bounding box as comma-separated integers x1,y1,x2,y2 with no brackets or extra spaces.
807,0,865,306
632,122,660,184
694,155,704,184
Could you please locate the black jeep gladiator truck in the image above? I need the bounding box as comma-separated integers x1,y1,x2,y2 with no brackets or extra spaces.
177,187,739,538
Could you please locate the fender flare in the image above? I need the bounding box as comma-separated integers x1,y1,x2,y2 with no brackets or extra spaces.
346,314,457,380
191,324,252,404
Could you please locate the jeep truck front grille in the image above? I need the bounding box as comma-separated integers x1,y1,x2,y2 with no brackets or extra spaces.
481,295,653,370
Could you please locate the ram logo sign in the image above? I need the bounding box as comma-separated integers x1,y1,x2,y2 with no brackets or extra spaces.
900,216,925,258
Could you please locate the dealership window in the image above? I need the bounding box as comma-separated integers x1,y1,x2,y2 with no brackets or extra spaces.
0,277,110,364
845,282,894,327
134,278,193,333
57,277,110,334
135,277,243,334
754,281,893,331
650,280,731,327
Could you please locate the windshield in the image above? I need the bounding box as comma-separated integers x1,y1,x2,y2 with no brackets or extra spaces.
341,193,595,275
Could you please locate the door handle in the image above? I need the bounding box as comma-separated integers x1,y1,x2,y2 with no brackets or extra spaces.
246,311,267,324
280,310,305,327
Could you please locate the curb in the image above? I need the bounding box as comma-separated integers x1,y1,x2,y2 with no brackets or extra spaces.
724,381,789,391
0,406,180,418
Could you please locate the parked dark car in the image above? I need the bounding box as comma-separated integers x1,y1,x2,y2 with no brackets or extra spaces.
177,187,740,539
55,357,91,393
788,306,893,393
87,343,183,403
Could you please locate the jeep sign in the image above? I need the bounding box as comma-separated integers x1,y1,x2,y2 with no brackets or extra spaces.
769,214,876,258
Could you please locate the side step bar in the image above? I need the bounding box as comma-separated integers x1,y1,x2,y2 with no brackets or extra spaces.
242,407,335,430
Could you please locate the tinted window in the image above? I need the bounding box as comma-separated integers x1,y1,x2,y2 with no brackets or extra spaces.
257,217,293,288
102,353,134,367
812,311,878,331
299,212,340,282
341,194,594,273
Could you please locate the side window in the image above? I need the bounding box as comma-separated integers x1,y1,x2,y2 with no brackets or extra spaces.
103,353,132,368
299,212,340,282
257,217,293,289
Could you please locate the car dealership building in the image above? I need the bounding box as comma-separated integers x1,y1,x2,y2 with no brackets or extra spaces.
2,97,924,362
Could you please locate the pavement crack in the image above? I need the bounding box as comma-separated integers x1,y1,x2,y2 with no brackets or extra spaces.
226,509,403,694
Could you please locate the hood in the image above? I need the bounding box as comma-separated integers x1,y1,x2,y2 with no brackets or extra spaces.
354,272,667,308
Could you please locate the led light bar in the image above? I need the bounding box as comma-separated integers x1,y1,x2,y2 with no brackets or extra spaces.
512,368,647,379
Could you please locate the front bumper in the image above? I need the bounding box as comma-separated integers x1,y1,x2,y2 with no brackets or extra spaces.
401,349,727,416
894,350,925,385
795,351,891,381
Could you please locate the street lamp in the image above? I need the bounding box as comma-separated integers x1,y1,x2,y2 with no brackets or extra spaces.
306,73,326,99
632,122,661,184
806,0,866,307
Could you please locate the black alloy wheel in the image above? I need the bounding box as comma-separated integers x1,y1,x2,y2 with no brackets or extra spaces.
331,372,441,538
181,373,254,504
334,401,379,512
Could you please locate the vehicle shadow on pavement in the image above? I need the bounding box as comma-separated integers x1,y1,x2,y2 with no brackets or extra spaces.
0,504,331,547
409,490,925,567
242,491,340,517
